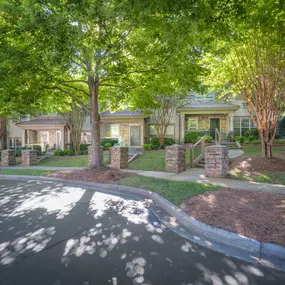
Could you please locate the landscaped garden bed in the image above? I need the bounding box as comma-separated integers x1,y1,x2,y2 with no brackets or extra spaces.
182,188,285,247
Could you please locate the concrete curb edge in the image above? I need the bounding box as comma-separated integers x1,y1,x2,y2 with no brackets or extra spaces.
1,174,285,271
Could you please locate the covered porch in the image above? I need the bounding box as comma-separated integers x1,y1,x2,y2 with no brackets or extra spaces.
17,119,69,151
177,101,239,143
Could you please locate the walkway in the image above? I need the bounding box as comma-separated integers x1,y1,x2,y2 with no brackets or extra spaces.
1,178,284,284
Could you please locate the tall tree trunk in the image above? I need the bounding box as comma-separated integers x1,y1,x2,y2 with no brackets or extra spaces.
89,76,101,167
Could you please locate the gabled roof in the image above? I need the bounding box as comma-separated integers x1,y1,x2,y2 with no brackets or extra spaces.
16,119,66,126
177,100,239,111
100,109,143,117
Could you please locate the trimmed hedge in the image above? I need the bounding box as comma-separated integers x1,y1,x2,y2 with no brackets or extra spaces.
150,137,175,146
184,132,202,143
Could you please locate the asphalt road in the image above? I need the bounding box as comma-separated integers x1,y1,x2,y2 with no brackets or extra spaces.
0,178,285,285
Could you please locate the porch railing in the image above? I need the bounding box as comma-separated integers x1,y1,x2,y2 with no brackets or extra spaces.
215,128,221,145
189,136,205,168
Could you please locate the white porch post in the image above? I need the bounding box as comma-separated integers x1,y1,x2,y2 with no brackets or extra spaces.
229,113,234,132
60,127,65,150
180,113,185,145
21,130,26,147
140,122,144,146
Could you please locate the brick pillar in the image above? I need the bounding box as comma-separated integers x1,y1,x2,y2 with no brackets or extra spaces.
110,147,128,169
21,150,38,166
88,146,104,167
1,149,16,166
205,145,229,178
165,145,186,173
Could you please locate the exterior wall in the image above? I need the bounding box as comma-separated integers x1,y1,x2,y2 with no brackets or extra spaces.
231,97,250,117
185,114,228,134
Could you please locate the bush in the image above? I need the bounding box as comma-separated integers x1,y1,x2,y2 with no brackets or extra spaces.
160,144,167,149
272,139,285,144
68,150,75,156
100,139,118,147
79,144,90,152
243,139,250,144
226,131,235,142
32,145,42,154
184,132,201,143
234,136,245,143
244,129,259,139
104,142,112,150
251,139,260,144
149,137,175,146
150,144,159,150
277,117,285,139
143,144,151,151
203,135,213,143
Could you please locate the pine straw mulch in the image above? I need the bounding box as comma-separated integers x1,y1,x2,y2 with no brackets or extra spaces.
230,156,285,175
47,166,133,184
182,188,285,246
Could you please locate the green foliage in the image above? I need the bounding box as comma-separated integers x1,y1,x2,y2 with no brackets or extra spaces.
149,137,175,147
100,139,118,148
251,140,260,144
203,135,213,143
226,131,235,142
272,139,285,144
234,136,245,143
79,144,90,152
68,150,75,156
150,144,159,150
32,145,42,154
104,142,112,150
143,144,151,151
184,132,201,143
277,117,285,138
244,129,259,139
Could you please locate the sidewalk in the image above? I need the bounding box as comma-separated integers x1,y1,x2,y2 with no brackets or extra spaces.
1,165,285,194
122,168,285,194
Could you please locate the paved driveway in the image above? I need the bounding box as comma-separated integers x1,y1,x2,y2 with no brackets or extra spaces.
0,178,284,285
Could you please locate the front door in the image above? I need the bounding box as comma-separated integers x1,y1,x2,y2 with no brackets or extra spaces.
130,125,141,146
210,118,220,139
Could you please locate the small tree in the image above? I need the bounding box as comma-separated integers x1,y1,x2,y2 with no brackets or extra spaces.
146,95,183,145
62,106,87,155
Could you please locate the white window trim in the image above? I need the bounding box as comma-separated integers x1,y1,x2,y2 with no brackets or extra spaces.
129,124,141,146
234,117,256,136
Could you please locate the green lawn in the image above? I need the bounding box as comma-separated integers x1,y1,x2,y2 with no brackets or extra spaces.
37,152,110,167
129,149,201,172
119,175,218,205
241,145,285,157
0,169,55,176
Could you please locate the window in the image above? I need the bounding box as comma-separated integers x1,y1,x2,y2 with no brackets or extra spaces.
104,124,119,138
187,118,198,130
9,138,21,148
242,103,248,110
149,124,175,140
81,132,92,144
195,93,215,101
234,117,256,136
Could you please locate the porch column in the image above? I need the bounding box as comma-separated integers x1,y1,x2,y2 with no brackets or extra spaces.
140,122,144,146
229,113,234,132
21,130,26,147
180,113,185,144
60,127,65,150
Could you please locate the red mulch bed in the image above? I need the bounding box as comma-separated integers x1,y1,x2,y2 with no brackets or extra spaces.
230,156,285,174
47,167,133,184
182,188,285,246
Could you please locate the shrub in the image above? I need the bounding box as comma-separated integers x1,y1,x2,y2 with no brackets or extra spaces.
68,150,75,156
251,139,260,144
149,137,175,146
234,136,245,143
244,129,259,139
160,144,167,149
226,131,235,142
203,135,213,143
79,144,90,152
104,142,112,150
143,144,151,151
184,132,201,143
150,144,159,150
100,139,118,147
53,149,60,156
243,139,250,144
272,139,285,144
277,117,285,138
32,145,42,154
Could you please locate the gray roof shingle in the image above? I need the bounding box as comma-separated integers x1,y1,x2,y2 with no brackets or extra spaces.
17,119,66,125
100,109,143,117
178,100,239,110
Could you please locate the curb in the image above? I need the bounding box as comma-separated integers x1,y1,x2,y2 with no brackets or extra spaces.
1,174,285,271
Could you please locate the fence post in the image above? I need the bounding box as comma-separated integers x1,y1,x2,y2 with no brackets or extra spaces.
190,145,194,168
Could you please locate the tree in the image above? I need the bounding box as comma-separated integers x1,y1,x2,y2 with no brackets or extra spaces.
144,94,183,145
202,0,285,158
0,117,7,149
62,106,87,155
0,0,204,167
